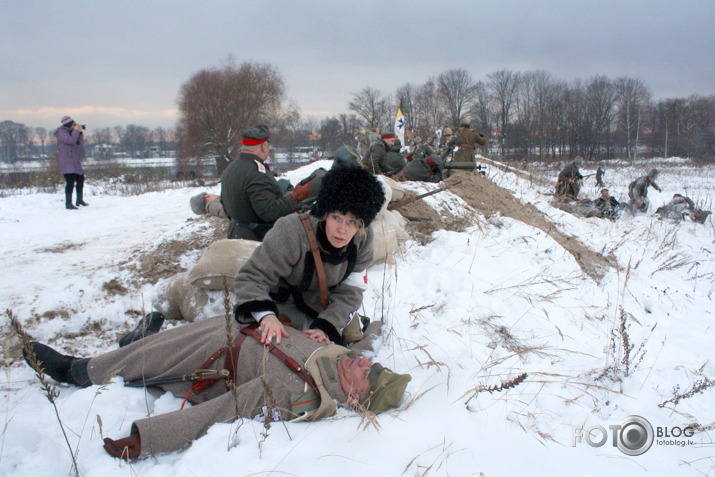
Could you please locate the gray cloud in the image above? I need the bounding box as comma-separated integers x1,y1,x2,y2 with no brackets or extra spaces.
2,0,713,130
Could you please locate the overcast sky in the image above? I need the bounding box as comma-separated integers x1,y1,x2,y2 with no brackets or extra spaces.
2,0,713,131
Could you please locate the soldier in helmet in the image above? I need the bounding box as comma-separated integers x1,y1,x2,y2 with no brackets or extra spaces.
628,168,662,213
555,156,584,199
400,150,444,183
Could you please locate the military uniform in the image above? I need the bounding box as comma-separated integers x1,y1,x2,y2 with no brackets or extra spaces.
380,144,406,175
220,152,300,240
363,140,389,174
401,153,444,183
628,170,661,212
452,123,487,163
555,159,584,198
234,213,373,344
86,319,349,456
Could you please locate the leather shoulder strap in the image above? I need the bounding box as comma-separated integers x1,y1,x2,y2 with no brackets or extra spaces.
241,325,319,394
299,213,329,309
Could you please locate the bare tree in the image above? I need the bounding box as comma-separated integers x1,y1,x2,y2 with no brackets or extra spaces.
93,127,114,160
177,57,286,175
0,120,30,162
122,124,152,158
437,69,476,128
487,70,520,157
349,87,390,130
583,75,617,160
34,127,48,157
615,77,652,160
415,78,445,140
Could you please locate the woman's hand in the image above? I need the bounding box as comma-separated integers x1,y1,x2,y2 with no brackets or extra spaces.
303,329,331,344
259,314,289,344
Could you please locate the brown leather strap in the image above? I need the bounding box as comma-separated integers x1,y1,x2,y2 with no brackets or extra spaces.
299,213,329,309
241,324,319,394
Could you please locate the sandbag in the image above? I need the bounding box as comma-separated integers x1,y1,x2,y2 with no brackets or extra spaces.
153,272,236,322
370,209,409,264
187,239,259,290
378,175,406,203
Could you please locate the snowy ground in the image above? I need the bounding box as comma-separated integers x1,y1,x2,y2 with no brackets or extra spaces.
1,158,713,476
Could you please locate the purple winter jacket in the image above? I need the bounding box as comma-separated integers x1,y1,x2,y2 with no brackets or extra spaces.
54,126,85,175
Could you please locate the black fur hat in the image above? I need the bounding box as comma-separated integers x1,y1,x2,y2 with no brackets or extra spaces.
311,167,385,226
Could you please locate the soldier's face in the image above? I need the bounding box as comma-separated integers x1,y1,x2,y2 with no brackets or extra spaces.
384,137,396,147
337,356,372,405
325,211,360,248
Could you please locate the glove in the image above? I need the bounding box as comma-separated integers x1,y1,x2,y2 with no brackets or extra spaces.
290,181,312,202
103,433,141,460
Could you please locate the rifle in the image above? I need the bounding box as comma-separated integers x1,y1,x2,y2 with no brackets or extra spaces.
387,181,462,211
444,162,487,171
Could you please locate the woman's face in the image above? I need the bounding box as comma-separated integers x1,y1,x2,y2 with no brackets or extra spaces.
325,211,360,248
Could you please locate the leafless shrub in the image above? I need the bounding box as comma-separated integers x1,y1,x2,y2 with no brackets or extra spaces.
461,372,528,407
8,309,80,477
658,377,715,408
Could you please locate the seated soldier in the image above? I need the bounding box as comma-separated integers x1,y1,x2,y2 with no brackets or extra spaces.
380,138,407,176
23,314,411,459
593,188,622,219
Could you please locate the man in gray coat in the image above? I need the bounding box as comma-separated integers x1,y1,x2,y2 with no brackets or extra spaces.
24,316,410,459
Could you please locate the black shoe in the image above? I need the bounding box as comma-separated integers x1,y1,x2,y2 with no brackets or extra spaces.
118,312,165,347
66,203,78,210
23,342,76,384
76,200,89,207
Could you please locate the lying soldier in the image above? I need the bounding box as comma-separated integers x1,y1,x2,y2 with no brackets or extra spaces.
23,316,410,459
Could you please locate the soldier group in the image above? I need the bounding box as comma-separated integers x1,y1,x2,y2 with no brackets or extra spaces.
554,159,708,222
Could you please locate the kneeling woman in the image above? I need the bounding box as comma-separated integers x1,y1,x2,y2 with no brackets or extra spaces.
234,166,385,346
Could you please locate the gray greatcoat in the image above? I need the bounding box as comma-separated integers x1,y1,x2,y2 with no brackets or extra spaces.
234,213,373,344
87,317,355,457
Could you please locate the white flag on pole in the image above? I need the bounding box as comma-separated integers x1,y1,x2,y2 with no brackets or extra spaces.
394,107,405,150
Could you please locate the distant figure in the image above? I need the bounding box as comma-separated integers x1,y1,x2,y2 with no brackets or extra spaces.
363,131,396,174
555,156,584,199
593,188,621,219
450,121,487,163
656,194,696,221
54,116,88,210
595,166,605,187
380,138,407,176
219,124,311,241
628,168,662,213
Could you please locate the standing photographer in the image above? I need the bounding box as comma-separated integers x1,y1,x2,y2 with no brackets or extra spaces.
54,115,88,210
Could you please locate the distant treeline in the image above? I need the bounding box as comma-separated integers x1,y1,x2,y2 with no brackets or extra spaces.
344,69,715,162
2,66,713,165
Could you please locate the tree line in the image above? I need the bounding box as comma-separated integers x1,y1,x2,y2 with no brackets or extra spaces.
3,60,713,170
0,121,178,162
345,69,715,162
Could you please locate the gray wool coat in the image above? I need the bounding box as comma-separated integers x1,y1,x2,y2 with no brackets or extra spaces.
87,317,354,457
233,213,374,343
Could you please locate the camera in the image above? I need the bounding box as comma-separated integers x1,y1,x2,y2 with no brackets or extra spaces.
80,124,87,130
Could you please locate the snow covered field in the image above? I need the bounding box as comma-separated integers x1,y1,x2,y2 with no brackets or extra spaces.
1,158,713,476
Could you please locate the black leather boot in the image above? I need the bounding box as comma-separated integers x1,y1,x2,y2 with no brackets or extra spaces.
118,312,165,347
65,192,78,210
23,342,91,387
